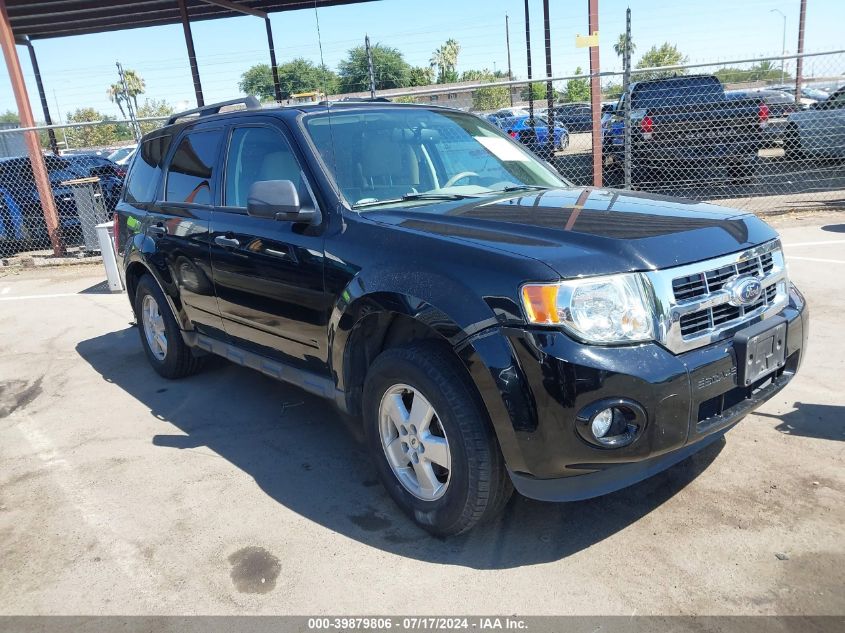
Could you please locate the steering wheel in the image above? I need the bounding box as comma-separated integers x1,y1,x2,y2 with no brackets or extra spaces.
443,171,479,188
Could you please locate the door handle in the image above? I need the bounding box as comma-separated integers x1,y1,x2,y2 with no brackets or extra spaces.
147,223,166,237
214,235,240,248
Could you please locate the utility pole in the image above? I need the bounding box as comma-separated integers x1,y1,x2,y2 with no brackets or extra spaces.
116,61,142,141
770,9,786,85
623,7,632,190
265,17,282,102
505,13,514,106
365,34,376,99
543,0,554,158
53,89,69,150
795,0,807,104
587,0,602,187
524,0,534,134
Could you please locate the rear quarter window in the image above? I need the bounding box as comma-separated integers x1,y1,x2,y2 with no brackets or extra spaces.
124,135,172,204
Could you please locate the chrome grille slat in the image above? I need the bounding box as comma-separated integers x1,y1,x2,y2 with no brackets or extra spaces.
645,240,789,354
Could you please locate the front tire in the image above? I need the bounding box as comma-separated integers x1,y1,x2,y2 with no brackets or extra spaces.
363,344,512,536
134,274,203,379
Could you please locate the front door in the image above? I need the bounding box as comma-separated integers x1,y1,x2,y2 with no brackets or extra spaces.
209,119,330,374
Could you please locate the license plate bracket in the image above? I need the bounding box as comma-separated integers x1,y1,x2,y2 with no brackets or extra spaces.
734,317,788,387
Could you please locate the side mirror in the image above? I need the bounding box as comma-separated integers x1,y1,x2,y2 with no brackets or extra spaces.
247,180,313,222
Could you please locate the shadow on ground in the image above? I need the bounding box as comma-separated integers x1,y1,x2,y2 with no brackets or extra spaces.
756,403,845,442
78,327,729,569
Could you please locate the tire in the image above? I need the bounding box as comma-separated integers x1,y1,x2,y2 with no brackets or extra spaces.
362,343,512,536
134,274,203,379
728,159,756,184
783,123,803,160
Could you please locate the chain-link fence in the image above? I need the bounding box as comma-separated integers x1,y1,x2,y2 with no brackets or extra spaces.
0,117,167,264
1,50,843,265
388,49,845,216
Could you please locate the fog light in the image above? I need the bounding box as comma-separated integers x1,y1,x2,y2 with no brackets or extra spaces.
576,398,647,449
591,408,614,438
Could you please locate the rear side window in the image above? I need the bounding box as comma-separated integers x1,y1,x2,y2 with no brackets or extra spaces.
165,130,223,205
124,135,171,204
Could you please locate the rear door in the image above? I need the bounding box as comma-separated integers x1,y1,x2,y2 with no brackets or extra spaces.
146,122,225,335
209,116,330,373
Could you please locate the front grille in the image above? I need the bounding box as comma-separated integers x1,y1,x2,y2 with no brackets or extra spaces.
646,240,789,353
673,248,783,338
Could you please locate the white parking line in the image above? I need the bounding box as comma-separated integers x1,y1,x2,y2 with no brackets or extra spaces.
788,256,845,265
784,239,845,247
0,292,123,301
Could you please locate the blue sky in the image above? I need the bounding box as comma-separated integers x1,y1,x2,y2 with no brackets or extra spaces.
2,0,843,120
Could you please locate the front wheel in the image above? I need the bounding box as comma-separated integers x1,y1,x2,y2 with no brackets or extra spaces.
363,344,512,536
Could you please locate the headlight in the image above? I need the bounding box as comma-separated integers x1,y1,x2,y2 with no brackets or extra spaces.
521,273,654,344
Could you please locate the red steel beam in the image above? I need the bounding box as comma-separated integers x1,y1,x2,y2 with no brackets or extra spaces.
588,0,602,187
0,0,63,256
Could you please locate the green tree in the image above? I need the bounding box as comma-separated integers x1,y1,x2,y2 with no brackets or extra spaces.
634,43,688,80
409,66,435,87
0,110,19,124
238,63,275,100
562,67,590,102
338,43,411,93
613,33,636,69
714,62,791,86
430,38,460,84
123,70,145,110
277,58,338,97
521,81,557,102
472,79,510,111
64,108,121,149
136,98,174,136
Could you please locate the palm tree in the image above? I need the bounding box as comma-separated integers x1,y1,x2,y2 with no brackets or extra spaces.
107,83,127,118
122,69,146,110
614,33,636,69
430,39,461,83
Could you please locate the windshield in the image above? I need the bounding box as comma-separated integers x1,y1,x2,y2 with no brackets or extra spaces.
303,107,567,210
108,147,135,162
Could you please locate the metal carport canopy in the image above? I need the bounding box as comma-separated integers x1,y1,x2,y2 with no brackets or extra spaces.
4,0,374,39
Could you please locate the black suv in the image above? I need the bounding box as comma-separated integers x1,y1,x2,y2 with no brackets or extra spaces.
116,97,808,535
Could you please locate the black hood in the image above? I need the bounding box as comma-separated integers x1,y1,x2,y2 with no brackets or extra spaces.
365,187,778,277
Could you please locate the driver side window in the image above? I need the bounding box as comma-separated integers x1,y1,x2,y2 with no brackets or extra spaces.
223,126,310,209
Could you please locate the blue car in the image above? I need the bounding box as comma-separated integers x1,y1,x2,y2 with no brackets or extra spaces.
487,114,569,154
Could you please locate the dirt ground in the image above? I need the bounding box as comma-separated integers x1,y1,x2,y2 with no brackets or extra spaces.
0,211,843,616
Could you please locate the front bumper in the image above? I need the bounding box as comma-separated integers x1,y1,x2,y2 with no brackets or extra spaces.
475,287,808,502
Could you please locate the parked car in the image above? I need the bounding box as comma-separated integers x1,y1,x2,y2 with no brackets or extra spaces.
486,107,529,123
489,113,569,154
550,102,602,133
108,145,137,166
603,74,768,185
784,85,845,158
116,98,807,536
770,84,830,108
0,155,88,246
726,89,801,147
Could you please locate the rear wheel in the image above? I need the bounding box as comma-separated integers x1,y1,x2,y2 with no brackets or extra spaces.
363,344,512,536
134,274,203,379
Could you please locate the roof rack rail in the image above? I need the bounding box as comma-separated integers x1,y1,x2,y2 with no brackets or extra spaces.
166,96,262,125
317,96,392,105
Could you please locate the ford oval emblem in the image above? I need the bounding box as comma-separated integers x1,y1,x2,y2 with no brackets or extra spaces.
726,275,763,307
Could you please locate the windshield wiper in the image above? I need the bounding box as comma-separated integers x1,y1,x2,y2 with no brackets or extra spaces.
496,184,552,192
352,192,480,209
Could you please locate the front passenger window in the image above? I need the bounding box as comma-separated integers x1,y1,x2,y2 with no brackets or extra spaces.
224,126,307,208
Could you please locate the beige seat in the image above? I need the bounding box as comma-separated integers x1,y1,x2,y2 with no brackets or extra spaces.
360,131,419,192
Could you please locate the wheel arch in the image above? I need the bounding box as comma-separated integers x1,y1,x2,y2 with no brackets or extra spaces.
332,291,535,473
